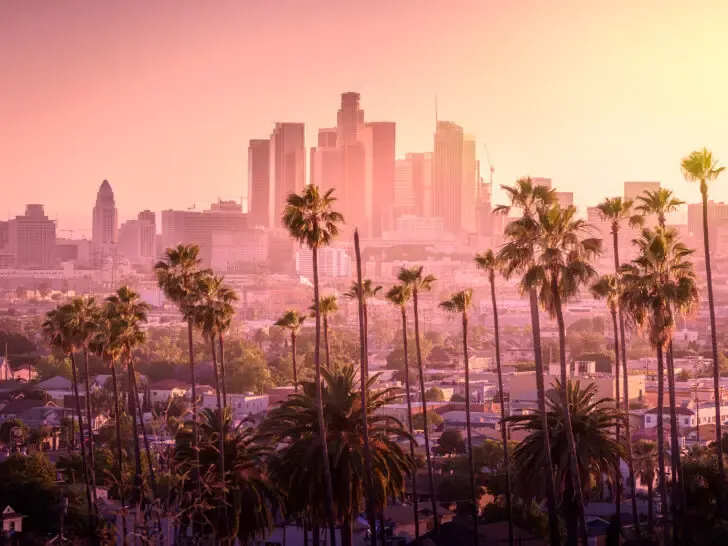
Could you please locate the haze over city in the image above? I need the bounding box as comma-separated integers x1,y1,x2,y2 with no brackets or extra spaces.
3,0,728,229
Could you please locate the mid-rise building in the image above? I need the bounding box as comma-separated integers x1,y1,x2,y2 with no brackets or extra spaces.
688,201,728,249
433,121,464,234
296,245,352,278
530,177,552,190
211,229,269,271
555,191,574,207
248,139,272,228
118,213,156,266
8,204,56,269
624,181,660,202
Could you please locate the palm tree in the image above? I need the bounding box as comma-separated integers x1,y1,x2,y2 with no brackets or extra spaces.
440,289,479,544
186,273,238,536
310,295,339,370
633,440,657,536
495,177,561,546
89,305,128,544
620,227,700,544
155,244,209,510
344,277,381,375
215,283,238,410
281,184,344,546
262,366,414,546
681,148,727,494
174,408,282,543
384,283,420,543
595,197,641,535
397,265,440,543
106,287,155,519
274,310,307,392
501,204,601,546
43,304,96,529
475,250,513,546
635,187,684,228
509,381,626,546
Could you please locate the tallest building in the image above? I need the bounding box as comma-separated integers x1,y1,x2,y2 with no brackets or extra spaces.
92,179,118,266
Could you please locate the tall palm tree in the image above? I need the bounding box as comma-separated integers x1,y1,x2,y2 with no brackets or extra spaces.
440,289,479,544
397,265,439,543
274,310,307,392
262,366,414,546
351,230,378,546
595,196,641,535
620,227,700,544
186,273,238,536
495,178,561,546
681,148,726,493
155,244,209,509
344,277,381,375
384,283,420,543
635,187,684,228
501,204,601,546
89,305,128,544
214,283,238,410
475,250,513,546
106,287,155,516
43,304,96,530
632,440,657,537
509,381,626,546
282,184,344,546
310,295,339,370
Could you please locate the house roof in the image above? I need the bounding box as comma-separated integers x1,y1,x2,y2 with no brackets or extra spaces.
37,376,73,390
148,379,191,390
645,406,693,416
0,398,49,415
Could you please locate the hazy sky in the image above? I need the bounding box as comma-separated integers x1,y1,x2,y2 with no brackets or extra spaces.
2,0,728,231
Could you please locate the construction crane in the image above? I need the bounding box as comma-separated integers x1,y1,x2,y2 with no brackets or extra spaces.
483,143,495,186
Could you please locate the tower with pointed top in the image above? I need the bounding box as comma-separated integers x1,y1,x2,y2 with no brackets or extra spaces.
92,179,118,266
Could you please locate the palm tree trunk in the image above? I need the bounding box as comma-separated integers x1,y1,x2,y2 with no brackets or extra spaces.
341,511,353,546
666,341,683,542
111,360,128,546
127,355,144,509
528,289,560,546
69,352,96,532
131,365,161,537
400,307,420,543
655,344,669,546
82,349,100,512
702,187,726,510
324,316,331,370
462,312,479,544
550,278,588,546
412,288,440,544
647,478,654,535
209,333,228,539
291,332,299,392
354,230,377,546
186,317,202,518
312,245,338,546
609,306,622,529
489,272,513,546
219,333,227,409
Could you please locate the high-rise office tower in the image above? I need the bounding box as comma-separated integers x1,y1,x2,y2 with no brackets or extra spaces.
248,139,272,228
336,92,364,146
92,180,118,246
555,191,574,207
270,123,306,228
530,177,552,190
433,121,465,234
363,121,396,237
118,212,156,266
461,135,478,233
310,145,343,196
395,159,415,209
318,128,338,148
624,181,660,202
8,204,56,269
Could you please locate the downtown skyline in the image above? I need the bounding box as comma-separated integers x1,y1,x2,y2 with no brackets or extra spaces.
3,0,728,229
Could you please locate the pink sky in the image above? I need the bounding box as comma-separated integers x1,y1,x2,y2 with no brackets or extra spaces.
2,0,728,231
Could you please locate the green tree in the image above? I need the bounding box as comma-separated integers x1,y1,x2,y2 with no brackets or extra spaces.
0,453,60,534
425,386,445,401
509,381,625,545
261,365,414,546
413,411,443,431
438,429,466,455
281,184,344,546
274,310,307,392
495,177,561,546
0,418,28,446
310,295,339,370
681,147,727,495
632,440,657,536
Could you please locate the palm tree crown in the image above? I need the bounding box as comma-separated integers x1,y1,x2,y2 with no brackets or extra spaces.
385,284,412,308
596,196,642,232
493,177,557,217
635,188,685,227
343,278,382,303
281,185,345,249
397,266,436,294
681,147,725,196
310,295,339,319
439,289,473,315
274,309,307,335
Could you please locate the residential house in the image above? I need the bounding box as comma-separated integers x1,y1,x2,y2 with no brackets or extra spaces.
147,380,192,405
203,393,269,421
0,506,25,535
0,399,53,424
0,358,36,382
37,376,74,402
643,402,728,431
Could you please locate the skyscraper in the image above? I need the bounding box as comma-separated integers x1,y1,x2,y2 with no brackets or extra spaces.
92,180,118,246
433,121,464,234
363,121,396,237
461,135,478,233
336,92,364,145
248,139,272,228
8,204,56,269
270,123,305,228
530,177,552,190
318,128,338,148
